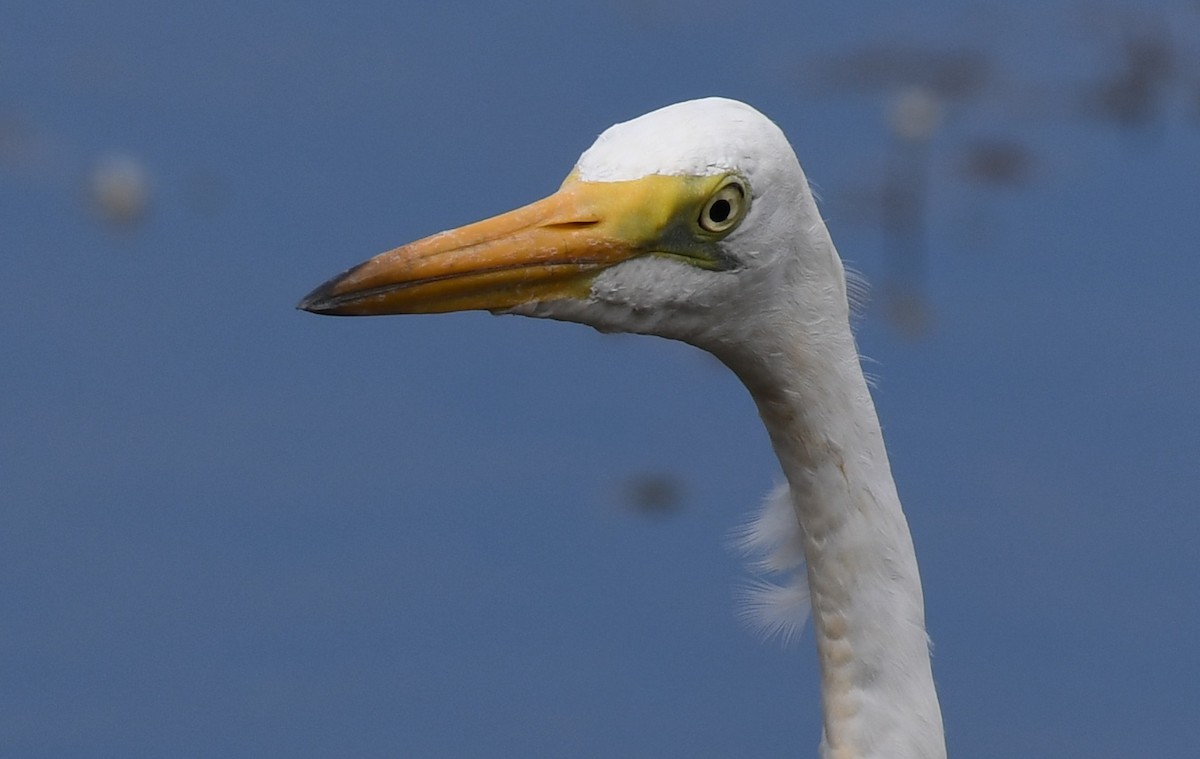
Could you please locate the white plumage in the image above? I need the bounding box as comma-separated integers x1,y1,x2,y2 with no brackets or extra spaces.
301,97,946,759
732,482,812,644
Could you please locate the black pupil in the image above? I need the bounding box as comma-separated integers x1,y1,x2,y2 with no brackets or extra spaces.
709,198,731,223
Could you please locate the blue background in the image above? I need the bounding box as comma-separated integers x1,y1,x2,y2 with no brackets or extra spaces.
3,2,1198,757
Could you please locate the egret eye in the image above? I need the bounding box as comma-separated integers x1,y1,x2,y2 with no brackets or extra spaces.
699,180,747,234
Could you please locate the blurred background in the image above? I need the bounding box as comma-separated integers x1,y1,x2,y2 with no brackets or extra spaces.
3,1,1198,757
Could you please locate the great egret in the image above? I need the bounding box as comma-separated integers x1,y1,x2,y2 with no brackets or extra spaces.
300,98,945,759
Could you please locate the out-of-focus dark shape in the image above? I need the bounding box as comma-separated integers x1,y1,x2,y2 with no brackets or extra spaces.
878,87,938,338
883,287,934,341
88,154,151,229
621,473,684,518
959,140,1036,186
809,45,991,101
827,183,890,228
1080,13,1177,132
804,8,1200,343
879,158,926,277
821,86,941,340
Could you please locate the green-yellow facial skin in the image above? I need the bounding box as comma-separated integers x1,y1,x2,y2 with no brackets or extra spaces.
558,171,748,270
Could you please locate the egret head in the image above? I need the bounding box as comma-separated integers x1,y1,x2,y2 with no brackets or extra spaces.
299,98,845,358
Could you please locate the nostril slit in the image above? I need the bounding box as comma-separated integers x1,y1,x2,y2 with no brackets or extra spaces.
544,220,599,230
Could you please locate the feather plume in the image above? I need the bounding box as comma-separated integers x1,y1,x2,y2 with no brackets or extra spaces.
729,483,811,644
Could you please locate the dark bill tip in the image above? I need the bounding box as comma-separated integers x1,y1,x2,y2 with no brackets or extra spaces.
296,266,361,315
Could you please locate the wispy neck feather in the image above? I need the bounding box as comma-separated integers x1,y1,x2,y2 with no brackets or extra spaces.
723,282,946,759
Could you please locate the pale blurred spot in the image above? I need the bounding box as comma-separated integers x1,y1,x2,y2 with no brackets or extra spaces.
88,154,151,229
889,87,943,143
621,473,683,518
959,140,1035,186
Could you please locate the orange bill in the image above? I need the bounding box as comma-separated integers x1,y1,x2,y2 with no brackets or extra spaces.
300,177,668,316
297,173,734,316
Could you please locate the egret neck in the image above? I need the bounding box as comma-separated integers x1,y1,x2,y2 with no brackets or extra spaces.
723,316,945,759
